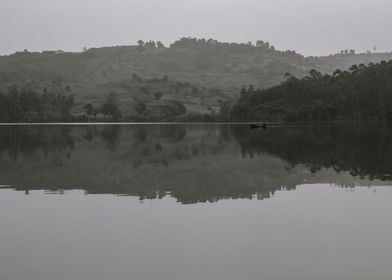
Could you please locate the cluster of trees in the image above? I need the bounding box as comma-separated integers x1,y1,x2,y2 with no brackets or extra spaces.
170,37,275,50
137,40,165,51
339,49,356,55
100,93,121,120
229,60,392,122
255,40,275,50
83,93,187,122
83,93,122,121
170,38,220,48
132,73,169,84
132,73,202,99
132,100,186,120
161,100,186,116
0,85,74,122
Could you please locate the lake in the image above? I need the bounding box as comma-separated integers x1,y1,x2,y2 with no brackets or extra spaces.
1,124,392,280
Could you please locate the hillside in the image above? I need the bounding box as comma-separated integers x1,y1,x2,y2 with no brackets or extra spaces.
230,60,392,122
1,38,392,117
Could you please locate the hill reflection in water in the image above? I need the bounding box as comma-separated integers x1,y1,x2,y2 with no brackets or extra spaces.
0,124,391,204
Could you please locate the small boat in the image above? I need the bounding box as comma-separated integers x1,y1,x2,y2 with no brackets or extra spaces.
250,123,267,129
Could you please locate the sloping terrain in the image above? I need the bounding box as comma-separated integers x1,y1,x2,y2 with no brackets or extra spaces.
1,38,392,115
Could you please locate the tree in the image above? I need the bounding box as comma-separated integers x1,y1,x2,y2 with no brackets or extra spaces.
132,73,143,82
137,40,145,52
309,69,322,79
164,100,186,116
154,92,163,100
0,86,76,122
157,41,165,48
140,86,149,94
100,93,121,120
219,100,233,121
333,69,342,77
145,41,156,48
284,72,293,80
66,95,74,112
256,40,265,48
83,104,94,115
135,102,147,115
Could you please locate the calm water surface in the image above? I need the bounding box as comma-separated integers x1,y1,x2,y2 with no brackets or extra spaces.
1,124,392,280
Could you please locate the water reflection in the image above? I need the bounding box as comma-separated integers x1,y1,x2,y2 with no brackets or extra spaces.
0,126,74,159
0,124,391,203
233,124,392,180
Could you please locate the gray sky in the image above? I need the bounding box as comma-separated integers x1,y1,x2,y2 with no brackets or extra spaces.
0,0,391,56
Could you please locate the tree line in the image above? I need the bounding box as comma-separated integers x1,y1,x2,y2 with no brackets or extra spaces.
169,37,301,58
0,86,74,122
229,60,392,122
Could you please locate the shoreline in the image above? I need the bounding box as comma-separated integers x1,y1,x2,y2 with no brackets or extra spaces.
0,121,371,126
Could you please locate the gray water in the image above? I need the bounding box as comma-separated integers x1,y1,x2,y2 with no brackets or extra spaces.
1,124,392,280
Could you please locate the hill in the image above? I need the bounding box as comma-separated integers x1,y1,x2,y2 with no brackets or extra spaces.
1,38,392,117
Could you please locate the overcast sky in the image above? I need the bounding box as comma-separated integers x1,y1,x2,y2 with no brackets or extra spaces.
0,0,391,56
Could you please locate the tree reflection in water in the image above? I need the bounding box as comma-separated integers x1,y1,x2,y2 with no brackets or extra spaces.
0,124,391,203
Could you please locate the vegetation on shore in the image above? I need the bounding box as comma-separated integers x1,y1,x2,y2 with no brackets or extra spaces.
229,60,392,122
0,86,75,122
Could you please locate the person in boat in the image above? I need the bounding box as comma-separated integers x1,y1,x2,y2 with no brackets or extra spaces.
250,123,267,129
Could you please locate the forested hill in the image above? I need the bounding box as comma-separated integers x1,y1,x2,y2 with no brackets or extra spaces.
0,38,307,92
230,60,392,122
1,38,392,92
1,38,392,116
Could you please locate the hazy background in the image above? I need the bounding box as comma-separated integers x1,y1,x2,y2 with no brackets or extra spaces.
0,0,391,56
